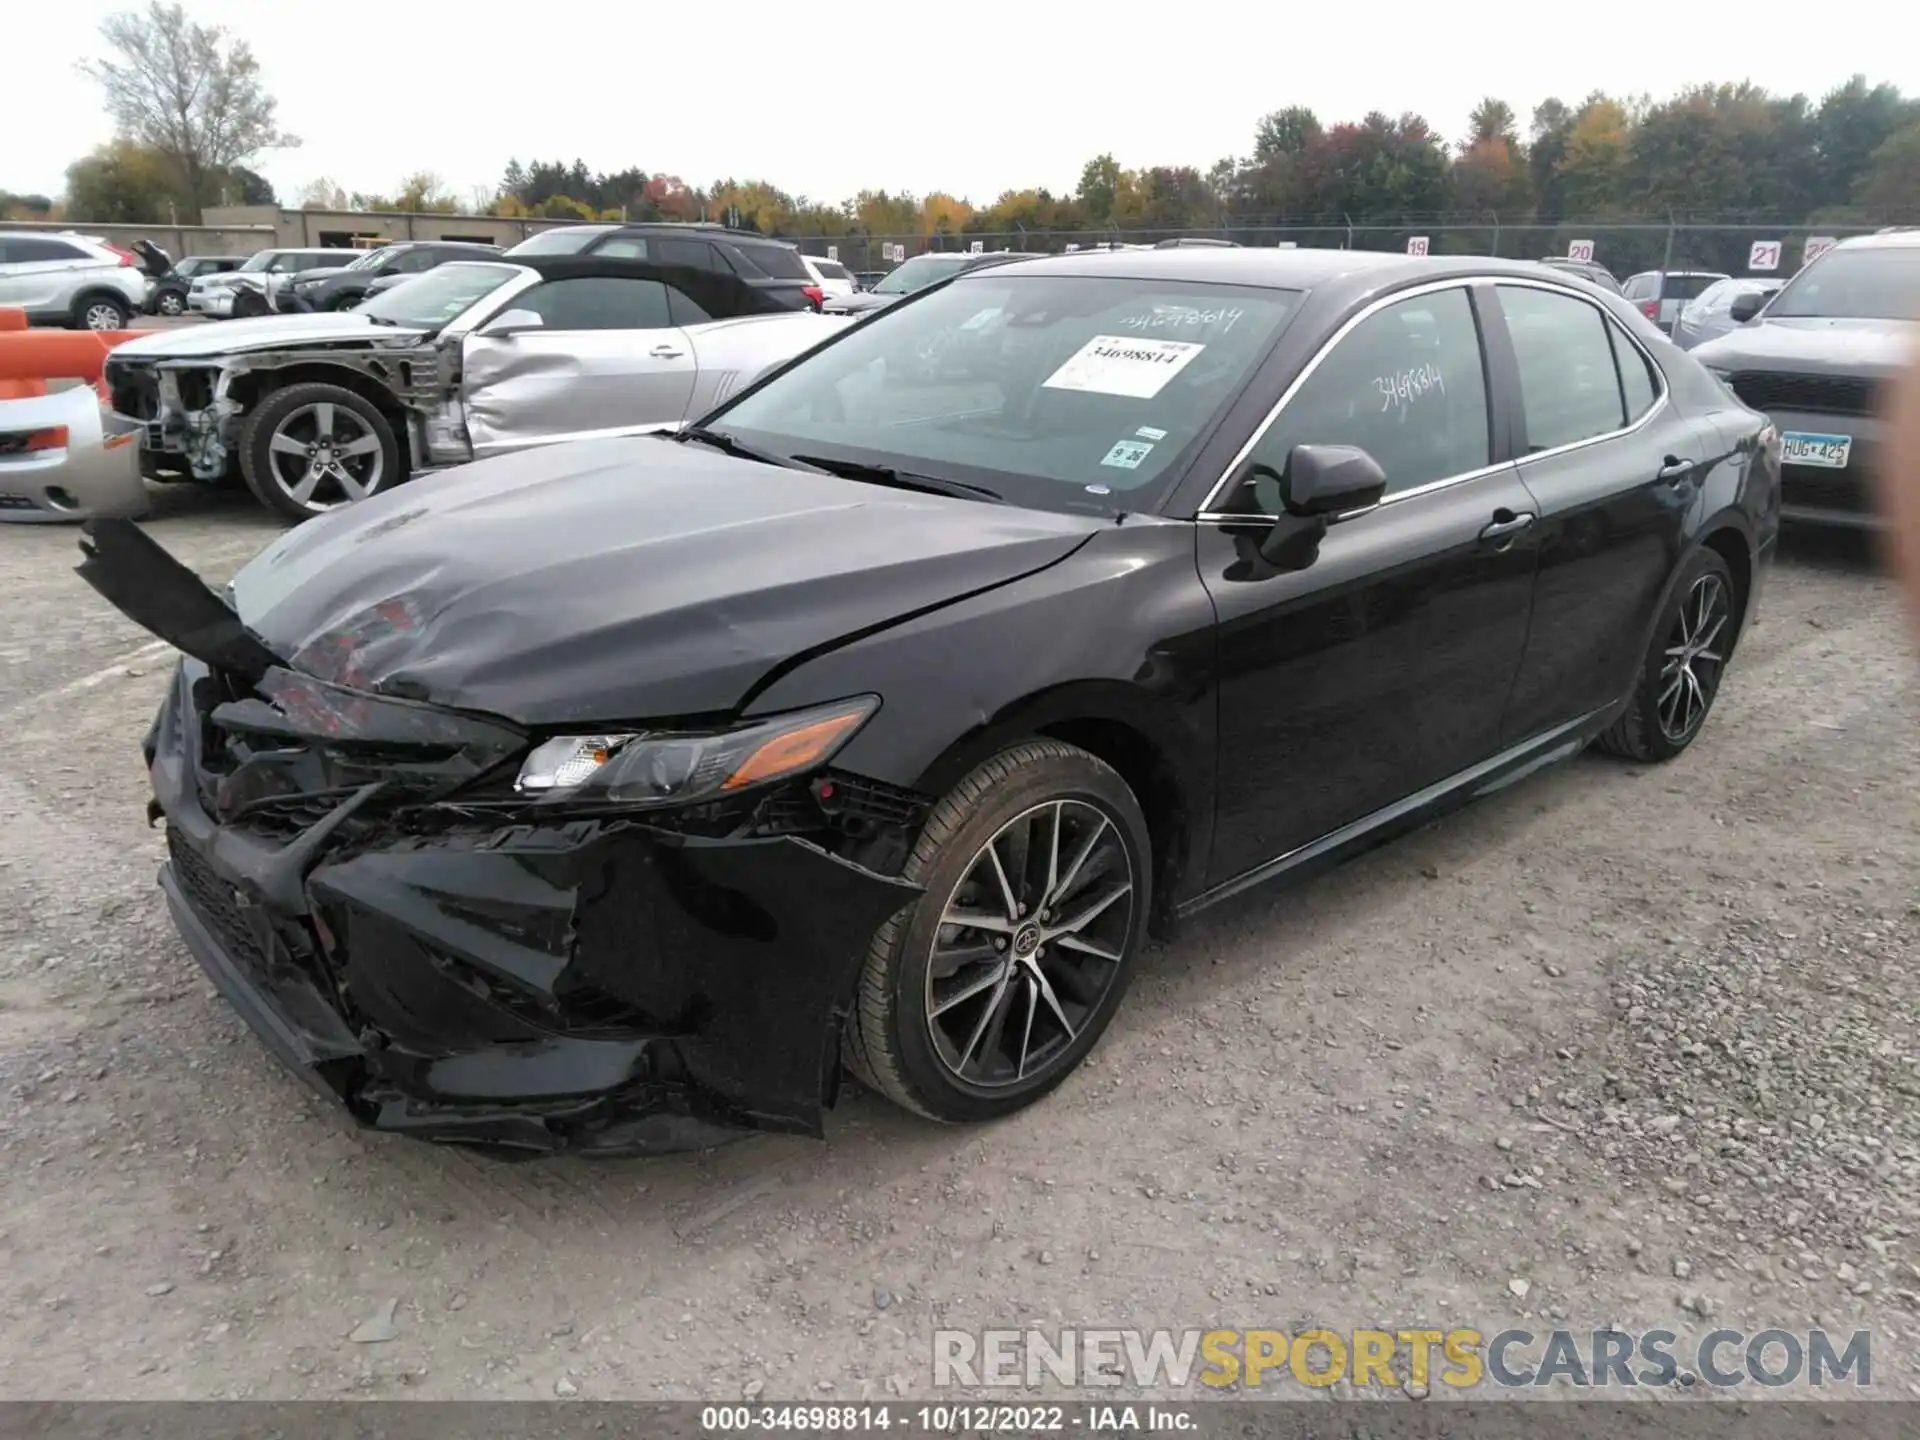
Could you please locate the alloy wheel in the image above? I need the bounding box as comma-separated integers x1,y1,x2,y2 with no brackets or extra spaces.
157,292,185,316
83,302,124,331
265,402,385,510
924,798,1135,1089
1659,573,1730,741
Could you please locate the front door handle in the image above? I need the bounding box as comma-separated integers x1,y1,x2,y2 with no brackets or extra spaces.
1657,456,1698,483
649,344,685,359
1479,508,1536,544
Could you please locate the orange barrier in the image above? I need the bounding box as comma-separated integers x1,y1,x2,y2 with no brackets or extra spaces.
0,309,144,402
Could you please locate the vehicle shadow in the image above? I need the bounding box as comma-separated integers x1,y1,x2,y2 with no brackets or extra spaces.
1774,522,1882,577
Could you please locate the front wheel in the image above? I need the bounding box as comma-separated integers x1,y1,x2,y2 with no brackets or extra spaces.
845,740,1151,1123
237,382,400,523
154,288,186,317
1596,547,1740,762
230,288,269,318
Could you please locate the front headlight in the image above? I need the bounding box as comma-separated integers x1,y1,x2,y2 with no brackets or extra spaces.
514,695,879,807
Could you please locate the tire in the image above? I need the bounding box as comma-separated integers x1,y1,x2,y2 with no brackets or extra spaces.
323,293,359,312
71,293,130,331
154,289,186,317
237,382,400,523
1596,546,1739,763
845,740,1152,1123
230,289,268,318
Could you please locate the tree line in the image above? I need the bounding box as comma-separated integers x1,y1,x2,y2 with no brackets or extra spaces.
8,3,1919,251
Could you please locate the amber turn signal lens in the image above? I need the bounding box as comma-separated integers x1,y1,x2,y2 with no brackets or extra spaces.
723,708,870,790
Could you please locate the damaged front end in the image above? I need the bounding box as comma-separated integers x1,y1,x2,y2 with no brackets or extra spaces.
104,336,452,484
79,520,926,1158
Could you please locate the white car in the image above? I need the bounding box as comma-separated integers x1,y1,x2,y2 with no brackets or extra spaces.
801,253,857,300
0,231,150,329
107,257,852,521
189,248,359,319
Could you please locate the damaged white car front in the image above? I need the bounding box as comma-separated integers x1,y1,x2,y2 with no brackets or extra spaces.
101,260,850,523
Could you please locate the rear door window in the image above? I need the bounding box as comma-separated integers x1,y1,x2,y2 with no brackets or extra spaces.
594,235,650,260
1497,284,1628,450
653,238,712,270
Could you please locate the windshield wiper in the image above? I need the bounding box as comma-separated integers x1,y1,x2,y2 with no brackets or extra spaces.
674,427,823,472
788,454,1003,504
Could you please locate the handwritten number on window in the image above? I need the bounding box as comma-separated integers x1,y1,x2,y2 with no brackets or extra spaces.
1374,363,1445,419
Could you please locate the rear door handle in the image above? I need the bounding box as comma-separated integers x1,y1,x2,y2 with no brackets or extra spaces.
649,345,685,359
1479,508,1536,543
1657,456,1698,483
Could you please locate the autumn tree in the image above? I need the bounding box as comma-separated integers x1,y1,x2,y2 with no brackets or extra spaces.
1557,94,1633,216
65,141,180,222
80,2,296,222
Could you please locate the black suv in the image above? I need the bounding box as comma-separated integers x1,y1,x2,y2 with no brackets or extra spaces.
506,223,822,310
274,241,505,313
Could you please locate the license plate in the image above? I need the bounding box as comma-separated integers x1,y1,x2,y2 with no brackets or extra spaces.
1781,431,1852,469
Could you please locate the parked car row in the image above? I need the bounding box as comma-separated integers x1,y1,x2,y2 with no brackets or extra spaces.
75,242,1786,1158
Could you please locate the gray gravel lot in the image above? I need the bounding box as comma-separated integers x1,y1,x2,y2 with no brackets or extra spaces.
0,488,1915,1402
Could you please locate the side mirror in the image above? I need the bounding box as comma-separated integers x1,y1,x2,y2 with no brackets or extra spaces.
1281,443,1388,516
478,308,544,339
1728,291,1767,323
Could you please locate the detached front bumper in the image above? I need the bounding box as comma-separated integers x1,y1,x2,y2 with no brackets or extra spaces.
0,385,149,523
147,659,920,1157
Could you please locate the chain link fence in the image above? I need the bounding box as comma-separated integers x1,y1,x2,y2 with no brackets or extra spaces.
794,221,1903,282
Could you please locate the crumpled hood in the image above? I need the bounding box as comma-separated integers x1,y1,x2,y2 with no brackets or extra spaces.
1692,316,1920,378
230,437,1102,725
108,313,428,359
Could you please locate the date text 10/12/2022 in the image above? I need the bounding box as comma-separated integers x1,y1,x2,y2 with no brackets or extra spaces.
700,1405,1195,1432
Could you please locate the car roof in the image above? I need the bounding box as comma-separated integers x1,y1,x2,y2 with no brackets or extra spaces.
1838,228,1920,250
495,253,802,316
978,246,1419,288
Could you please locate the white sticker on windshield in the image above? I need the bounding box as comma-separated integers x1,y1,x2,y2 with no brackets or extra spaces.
1043,335,1206,399
1135,425,1168,440
959,306,1003,331
1101,439,1155,470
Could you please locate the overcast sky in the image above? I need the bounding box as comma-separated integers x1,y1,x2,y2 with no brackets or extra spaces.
8,0,1916,208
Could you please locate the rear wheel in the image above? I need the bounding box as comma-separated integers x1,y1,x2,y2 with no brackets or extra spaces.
237,382,400,523
845,741,1150,1123
1596,547,1739,762
72,293,130,330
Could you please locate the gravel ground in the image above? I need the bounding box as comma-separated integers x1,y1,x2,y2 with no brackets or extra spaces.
0,487,1915,1403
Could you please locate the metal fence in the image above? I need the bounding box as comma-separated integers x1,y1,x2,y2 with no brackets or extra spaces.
794,221,1904,281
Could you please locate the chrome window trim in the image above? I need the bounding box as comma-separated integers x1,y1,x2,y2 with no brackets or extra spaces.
1196,273,1669,523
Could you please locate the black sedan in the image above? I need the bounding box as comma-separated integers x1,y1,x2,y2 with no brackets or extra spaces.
77,248,1779,1157
273,240,503,313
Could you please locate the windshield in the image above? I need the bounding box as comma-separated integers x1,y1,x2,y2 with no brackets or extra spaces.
505,227,609,257
710,273,1301,513
1767,247,1920,321
356,262,521,329
873,254,975,295
344,248,390,272
238,251,277,272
